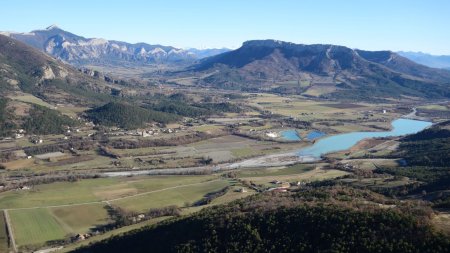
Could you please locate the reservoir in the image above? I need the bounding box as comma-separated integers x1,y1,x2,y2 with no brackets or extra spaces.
280,130,301,141
306,130,326,141
297,119,432,158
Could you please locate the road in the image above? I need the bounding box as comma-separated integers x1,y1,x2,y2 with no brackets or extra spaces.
3,210,17,253
402,107,417,119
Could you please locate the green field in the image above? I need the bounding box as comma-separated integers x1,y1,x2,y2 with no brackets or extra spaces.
0,211,9,253
0,175,218,209
112,179,230,212
9,94,55,109
50,204,110,234
231,147,261,158
418,104,449,111
1,175,227,249
10,208,67,248
241,167,349,187
236,163,315,178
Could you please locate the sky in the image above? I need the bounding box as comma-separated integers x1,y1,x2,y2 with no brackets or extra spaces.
1,0,449,54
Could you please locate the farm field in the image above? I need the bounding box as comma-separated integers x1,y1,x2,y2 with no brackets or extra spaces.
50,204,110,234
9,208,67,248
246,93,400,131
0,175,233,250
112,179,230,212
235,163,316,178
242,167,349,187
9,204,110,249
0,175,219,209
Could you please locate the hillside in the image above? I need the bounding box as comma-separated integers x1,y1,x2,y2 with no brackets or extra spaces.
0,34,122,105
73,187,450,253
86,102,179,129
373,121,450,207
190,40,450,100
22,104,79,135
0,26,227,66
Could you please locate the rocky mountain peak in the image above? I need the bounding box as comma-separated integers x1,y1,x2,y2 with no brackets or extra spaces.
46,24,61,30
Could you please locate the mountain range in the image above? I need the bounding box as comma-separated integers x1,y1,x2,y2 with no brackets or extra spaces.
1,26,450,102
190,40,450,100
0,25,229,66
0,34,124,106
397,51,450,70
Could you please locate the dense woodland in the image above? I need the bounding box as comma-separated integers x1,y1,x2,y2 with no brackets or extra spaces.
86,93,243,129
0,98,16,136
86,102,180,129
22,104,78,134
143,92,242,118
73,187,450,253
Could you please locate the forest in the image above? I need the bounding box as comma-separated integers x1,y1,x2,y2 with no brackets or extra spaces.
22,104,78,134
86,102,180,129
73,187,450,253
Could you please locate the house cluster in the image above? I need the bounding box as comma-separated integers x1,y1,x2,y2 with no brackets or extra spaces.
266,131,279,138
267,180,305,192
130,214,146,223
338,162,356,171
65,127,81,134
106,124,184,137
29,136,43,144
14,129,26,139
15,185,31,191
238,187,248,193
72,232,99,242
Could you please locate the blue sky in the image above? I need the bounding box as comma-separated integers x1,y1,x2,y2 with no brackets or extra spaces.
1,0,449,54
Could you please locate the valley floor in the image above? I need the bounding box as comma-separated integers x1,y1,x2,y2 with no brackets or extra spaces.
1,90,449,252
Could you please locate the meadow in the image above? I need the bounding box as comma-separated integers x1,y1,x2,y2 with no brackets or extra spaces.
0,174,234,250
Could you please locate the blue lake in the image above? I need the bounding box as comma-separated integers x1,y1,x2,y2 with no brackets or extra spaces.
306,130,326,140
280,130,301,141
297,119,432,158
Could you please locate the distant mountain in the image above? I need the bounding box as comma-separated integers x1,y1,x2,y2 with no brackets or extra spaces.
0,25,226,67
190,40,450,100
397,51,450,70
0,34,122,105
186,48,230,59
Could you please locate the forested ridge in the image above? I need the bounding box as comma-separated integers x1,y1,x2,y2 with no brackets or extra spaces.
374,121,450,205
86,102,180,128
73,187,450,253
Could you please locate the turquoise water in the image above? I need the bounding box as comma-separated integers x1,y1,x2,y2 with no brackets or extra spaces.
297,119,432,158
280,130,301,141
306,130,326,140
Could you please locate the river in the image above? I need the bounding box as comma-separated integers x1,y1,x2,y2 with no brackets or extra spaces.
104,118,432,176
297,118,432,158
